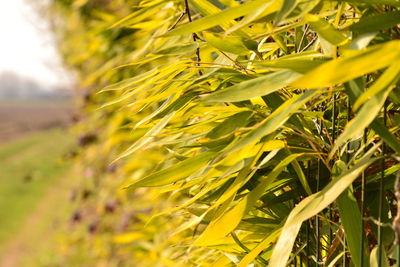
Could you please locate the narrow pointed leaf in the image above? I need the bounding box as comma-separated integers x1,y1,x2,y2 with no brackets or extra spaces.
269,147,378,267
230,90,317,152
275,0,296,24
165,0,268,36
126,151,216,188
332,64,399,155
305,14,349,46
336,161,369,267
331,0,400,7
291,41,400,89
349,10,400,34
204,70,302,102
193,153,303,246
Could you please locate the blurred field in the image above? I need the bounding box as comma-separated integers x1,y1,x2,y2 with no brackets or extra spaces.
0,128,75,266
0,101,72,143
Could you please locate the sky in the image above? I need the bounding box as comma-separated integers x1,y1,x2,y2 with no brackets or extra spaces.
0,0,74,88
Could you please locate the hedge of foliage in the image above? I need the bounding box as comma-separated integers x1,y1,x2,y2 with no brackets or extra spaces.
50,0,400,266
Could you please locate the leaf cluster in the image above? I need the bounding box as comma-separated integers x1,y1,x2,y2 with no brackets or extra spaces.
50,0,400,266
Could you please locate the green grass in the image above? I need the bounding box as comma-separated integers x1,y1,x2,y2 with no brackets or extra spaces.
0,129,74,247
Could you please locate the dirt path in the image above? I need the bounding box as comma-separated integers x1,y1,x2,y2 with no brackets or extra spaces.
0,101,72,144
0,168,75,267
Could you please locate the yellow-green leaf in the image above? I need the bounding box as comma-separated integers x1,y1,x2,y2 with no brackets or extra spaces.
230,90,317,152
349,10,400,34
204,70,302,102
291,41,400,88
269,147,378,267
193,153,303,246
165,0,267,36
332,63,400,155
305,14,349,46
204,32,249,55
126,151,216,188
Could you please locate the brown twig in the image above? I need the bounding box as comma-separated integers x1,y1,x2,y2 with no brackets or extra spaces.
300,34,317,52
167,11,186,32
183,0,203,75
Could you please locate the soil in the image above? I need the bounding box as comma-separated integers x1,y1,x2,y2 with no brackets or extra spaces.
0,101,73,143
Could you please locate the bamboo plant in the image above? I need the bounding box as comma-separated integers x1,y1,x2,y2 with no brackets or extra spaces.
49,0,400,265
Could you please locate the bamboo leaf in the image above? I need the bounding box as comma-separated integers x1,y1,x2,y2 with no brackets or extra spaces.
305,14,349,46
204,70,302,102
238,228,281,267
225,0,281,34
370,246,389,267
257,58,328,74
291,41,400,89
370,120,400,154
290,158,312,195
204,32,249,55
193,153,303,246
126,151,216,188
230,90,317,152
116,112,176,161
331,64,399,155
336,160,369,267
275,0,297,24
353,63,400,110
154,43,200,55
331,0,400,7
269,146,378,267
349,10,400,34
165,0,269,36
207,111,253,139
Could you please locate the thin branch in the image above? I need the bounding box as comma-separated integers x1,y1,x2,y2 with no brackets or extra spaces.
300,35,317,52
219,50,251,73
167,11,186,32
183,0,203,75
297,24,310,52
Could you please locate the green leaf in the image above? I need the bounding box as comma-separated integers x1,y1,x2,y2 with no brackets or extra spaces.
345,77,400,155
349,10,400,34
188,0,243,33
230,90,317,152
109,1,167,28
336,161,369,267
330,0,400,7
203,70,302,102
268,147,378,267
193,153,303,246
150,161,245,219
331,63,399,155
238,228,281,266
165,0,268,36
290,158,312,195
154,43,200,55
126,151,216,188
275,0,297,24
189,0,223,16
207,111,253,139
305,14,349,46
116,112,176,160
370,246,389,267
257,58,328,74
225,0,280,34
370,120,400,155
155,92,196,119
354,63,400,110
99,69,158,92
291,41,400,88
203,32,249,55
